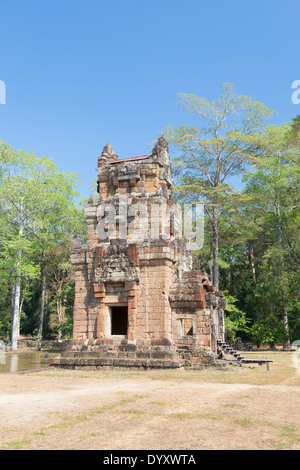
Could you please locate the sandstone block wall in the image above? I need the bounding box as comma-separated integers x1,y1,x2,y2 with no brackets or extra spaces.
70,136,225,367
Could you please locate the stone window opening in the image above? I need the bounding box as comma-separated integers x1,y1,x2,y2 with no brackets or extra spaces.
180,318,195,337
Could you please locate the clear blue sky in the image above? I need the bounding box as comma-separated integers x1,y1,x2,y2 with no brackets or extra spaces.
0,0,299,197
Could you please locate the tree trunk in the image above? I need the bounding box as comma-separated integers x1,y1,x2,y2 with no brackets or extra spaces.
57,300,62,340
248,244,256,283
11,210,24,352
18,295,24,338
275,203,290,349
11,277,21,352
281,288,289,349
10,283,15,328
229,256,234,290
211,205,219,290
37,249,46,351
209,243,213,284
57,295,66,340
11,243,22,352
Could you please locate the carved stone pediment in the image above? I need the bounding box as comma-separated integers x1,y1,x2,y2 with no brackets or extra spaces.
94,243,139,282
114,161,139,181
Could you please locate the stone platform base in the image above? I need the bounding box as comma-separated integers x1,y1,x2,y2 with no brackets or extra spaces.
48,339,218,371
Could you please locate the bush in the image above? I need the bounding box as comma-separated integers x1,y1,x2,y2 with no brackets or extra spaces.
251,319,288,348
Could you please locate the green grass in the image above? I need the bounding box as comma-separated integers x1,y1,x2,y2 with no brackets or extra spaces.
168,412,192,419
272,425,300,450
80,431,105,439
149,400,167,406
9,439,30,449
233,417,252,426
222,403,246,408
121,408,145,415
36,395,147,433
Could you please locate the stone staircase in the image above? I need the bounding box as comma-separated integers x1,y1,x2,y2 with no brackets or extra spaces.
217,340,273,366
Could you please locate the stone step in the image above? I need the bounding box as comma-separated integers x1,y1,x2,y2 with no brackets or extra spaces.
218,340,272,365
61,350,176,360
218,341,245,361
49,357,184,370
66,343,177,354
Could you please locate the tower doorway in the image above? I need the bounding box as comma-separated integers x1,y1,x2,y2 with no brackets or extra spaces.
110,306,128,336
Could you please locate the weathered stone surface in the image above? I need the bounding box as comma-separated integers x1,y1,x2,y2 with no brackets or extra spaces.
63,137,226,370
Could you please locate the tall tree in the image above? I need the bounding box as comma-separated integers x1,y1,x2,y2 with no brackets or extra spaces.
163,83,275,289
0,146,82,351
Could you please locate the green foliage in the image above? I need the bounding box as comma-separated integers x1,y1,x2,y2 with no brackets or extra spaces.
0,264,11,337
0,311,10,338
56,315,73,339
251,320,288,348
185,113,299,346
0,141,86,344
163,83,275,291
223,291,250,341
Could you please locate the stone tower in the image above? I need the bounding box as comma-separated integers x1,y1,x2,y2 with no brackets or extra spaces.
58,137,225,370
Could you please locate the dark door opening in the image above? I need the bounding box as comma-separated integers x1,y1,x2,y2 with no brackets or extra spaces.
111,306,128,336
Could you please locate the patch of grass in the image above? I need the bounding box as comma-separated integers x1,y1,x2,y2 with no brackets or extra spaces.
37,394,147,434
281,424,300,438
197,413,222,421
41,419,77,431
117,408,225,421
121,408,145,415
273,441,286,450
222,403,246,408
276,424,300,449
33,430,49,437
234,417,252,425
80,431,105,438
10,439,30,449
168,412,192,419
271,426,300,451
149,401,167,406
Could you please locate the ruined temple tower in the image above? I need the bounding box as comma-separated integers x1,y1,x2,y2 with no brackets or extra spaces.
56,137,225,369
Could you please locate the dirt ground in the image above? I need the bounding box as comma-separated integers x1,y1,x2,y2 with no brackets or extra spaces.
1,351,300,450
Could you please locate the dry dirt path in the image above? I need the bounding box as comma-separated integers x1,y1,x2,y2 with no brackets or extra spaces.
1,369,300,450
